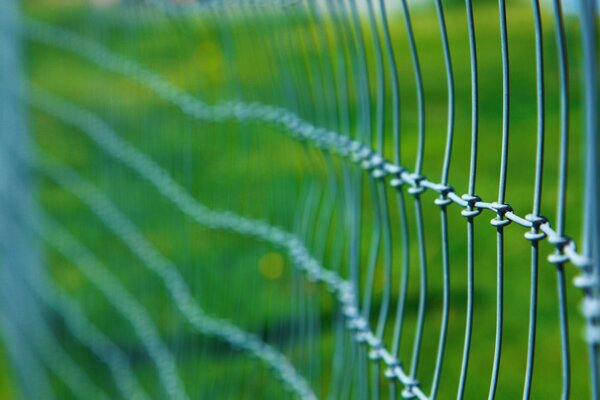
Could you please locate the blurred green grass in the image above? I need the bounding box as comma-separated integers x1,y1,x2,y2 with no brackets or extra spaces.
1,1,593,398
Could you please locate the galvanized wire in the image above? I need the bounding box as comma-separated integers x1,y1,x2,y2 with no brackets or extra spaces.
489,0,510,397
25,85,431,399
577,1,600,399
23,17,590,262
457,0,480,397
550,0,572,396
23,16,599,395
430,0,454,397
13,202,187,400
522,0,546,397
0,303,109,400
3,3,600,398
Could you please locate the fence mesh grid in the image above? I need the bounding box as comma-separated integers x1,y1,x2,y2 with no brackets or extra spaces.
0,0,598,398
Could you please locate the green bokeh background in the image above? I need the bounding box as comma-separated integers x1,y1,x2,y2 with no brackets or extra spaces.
1,1,594,398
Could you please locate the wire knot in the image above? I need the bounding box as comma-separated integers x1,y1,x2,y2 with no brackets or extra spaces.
347,315,365,329
384,360,402,380
338,138,354,158
460,194,482,218
351,320,371,344
334,134,350,154
320,131,337,151
490,202,512,227
548,233,570,247
299,124,316,141
548,251,570,265
361,152,380,170
342,304,359,321
401,378,420,399
433,184,454,207
384,162,403,175
547,234,571,265
574,272,598,290
356,147,372,164
365,153,386,179
407,174,425,196
582,297,600,319
368,342,383,361
349,141,367,163
524,214,547,241
312,131,329,150
586,324,600,345
390,167,407,189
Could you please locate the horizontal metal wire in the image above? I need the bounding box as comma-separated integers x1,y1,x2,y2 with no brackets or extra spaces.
20,17,600,398
0,310,110,400
22,19,591,275
40,157,318,400
20,259,150,400
6,4,598,398
27,85,431,399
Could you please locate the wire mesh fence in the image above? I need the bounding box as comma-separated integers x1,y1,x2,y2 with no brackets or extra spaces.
0,0,598,398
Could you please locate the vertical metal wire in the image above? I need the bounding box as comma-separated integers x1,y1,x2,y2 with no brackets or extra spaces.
244,2,279,108
410,193,428,382
488,0,510,397
399,0,425,177
285,4,314,123
362,3,386,397
362,176,382,400
264,4,309,385
356,0,385,395
297,0,334,388
347,0,371,145
370,4,392,349
316,3,353,397
15,1,600,397
430,0,455,396
326,3,356,396
361,183,382,318
297,2,326,128
457,0,480,396
549,0,571,396
390,187,411,398
305,2,345,388
345,0,371,395
378,3,412,396
397,0,428,384
332,1,359,396
306,40,345,291
579,0,600,397
0,3,54,398
379,14,405,340
378,0,400,166
342,0,364,310
281,4,318,384
275,5,306,119
303,61,323,400
365,3,394,397
364,178,383,400
523,0,545,396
